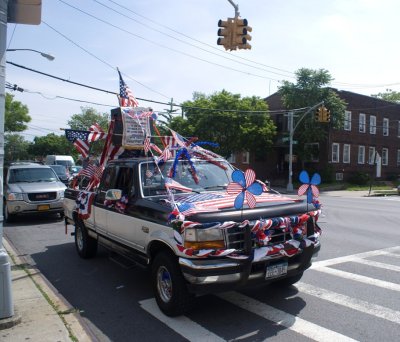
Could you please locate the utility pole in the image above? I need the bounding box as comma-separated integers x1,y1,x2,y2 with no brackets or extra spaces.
0,0,13,320
286,101,325,193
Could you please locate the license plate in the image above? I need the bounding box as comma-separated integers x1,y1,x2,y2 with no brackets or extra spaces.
37,204,50,211
265,262,288,279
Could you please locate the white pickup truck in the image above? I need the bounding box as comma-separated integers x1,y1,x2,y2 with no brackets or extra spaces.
64,157,321,316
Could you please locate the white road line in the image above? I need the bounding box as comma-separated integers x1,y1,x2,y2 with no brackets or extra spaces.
383,252,400,259
295,282,400,324
139,298,226,342
218,292,358,342
314,266,400,291
352,258,400,272
311,246,400,268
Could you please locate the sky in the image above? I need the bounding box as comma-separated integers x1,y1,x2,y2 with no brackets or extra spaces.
5,0,400,141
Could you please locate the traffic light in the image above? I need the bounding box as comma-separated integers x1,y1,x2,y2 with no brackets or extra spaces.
217,19,233,50
325,108,331,122
233,18,252,50
315,107,322,122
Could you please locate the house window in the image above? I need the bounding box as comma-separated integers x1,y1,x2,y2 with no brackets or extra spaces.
344,111,351,131
242,151,250,164
358,145,365,164
227,153,236,163
368,146,376,164
343,144,350,163
397,149,400,166
382,148,388,166
370,115,376,134
304,143,319,162
332,143,339,163
359,113,366,133
383,118,389,136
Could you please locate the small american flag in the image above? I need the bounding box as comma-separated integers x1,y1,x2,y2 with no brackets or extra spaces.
74,139,90,158
143,135,151,154
88,123,106,142
79,163,99,178
118,69,139,107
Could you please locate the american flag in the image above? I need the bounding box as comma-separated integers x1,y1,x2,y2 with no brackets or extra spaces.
118,69,139,107
164,177,193,193
74,139,90,158
176,202,219,217
88,123,106,142
79,163,101,179
65,129,90,143
143,135,151,154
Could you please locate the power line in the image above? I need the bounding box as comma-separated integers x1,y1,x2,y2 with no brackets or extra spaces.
55,0,282,82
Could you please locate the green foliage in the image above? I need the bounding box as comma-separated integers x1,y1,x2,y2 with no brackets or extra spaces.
28,133,74,159
4,134,32,163
170,90,276,158
5,93,31,132
67,107,109,157
372,89,400,103
278,68,347,162
348,171,370,185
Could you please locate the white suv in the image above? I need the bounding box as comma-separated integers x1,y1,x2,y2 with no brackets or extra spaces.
3,163,66,222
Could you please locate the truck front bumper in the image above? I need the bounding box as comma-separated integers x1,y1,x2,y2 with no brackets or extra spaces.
179,241,320,294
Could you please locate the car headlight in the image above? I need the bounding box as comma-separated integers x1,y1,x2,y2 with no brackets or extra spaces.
7,192,24,201
58,190,65,198
184,227,225,250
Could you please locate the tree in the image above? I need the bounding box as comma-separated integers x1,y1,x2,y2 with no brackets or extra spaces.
67,107,110,158
278,68,347,163
5,93,31,132
28,133,74,161
170,90,276,158
372,89,400,103
4,134,32,164
67,107,109,130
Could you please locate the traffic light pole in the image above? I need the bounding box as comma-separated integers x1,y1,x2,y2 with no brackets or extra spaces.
0,0,14,320
286,101,324,192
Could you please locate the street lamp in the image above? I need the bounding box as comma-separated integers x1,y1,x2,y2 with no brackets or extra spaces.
6,48,55,61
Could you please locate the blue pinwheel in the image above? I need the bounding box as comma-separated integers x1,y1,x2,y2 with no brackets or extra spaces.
227,169,263,209
298,170,321,203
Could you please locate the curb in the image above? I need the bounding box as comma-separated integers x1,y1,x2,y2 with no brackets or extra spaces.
2,237,97,341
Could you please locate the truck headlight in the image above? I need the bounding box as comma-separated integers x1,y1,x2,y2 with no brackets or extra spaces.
58,190,65,198
7,192,24,201
184,227,225,250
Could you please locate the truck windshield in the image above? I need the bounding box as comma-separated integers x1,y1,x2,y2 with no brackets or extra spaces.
9,168,58,183
140,159,233,196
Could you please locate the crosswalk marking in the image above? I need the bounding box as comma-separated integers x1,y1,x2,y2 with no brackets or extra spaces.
314,266,400,291
295,282,400,324
217,292,358,342
311,246,400,268
352,257,400,272
139,298,226,342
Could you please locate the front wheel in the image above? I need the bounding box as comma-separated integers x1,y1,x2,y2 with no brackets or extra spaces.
75,220,98,259
151,251,194,317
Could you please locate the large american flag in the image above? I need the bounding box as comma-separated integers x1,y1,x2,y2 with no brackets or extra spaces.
118,69,139,107
65,124,106,158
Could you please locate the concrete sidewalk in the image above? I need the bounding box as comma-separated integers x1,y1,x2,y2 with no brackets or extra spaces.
0,238,94,342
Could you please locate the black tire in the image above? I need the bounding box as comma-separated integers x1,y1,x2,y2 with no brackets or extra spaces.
151,250,194,317
271,272,304,287
75,220,98,259
3,200,16,223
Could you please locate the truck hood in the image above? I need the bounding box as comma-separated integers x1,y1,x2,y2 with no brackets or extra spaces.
8,181,66,193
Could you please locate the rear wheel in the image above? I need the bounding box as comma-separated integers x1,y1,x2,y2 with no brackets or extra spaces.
151,250,194,317
75,220,97,258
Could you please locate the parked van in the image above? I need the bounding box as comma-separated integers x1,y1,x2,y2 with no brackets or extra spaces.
45,155,75,168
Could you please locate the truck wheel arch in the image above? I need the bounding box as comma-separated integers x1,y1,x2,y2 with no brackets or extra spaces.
147,240,177,264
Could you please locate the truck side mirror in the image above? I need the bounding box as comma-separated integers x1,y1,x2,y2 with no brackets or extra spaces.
105,189,122,201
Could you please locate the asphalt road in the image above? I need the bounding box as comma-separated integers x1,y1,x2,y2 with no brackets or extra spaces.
4,193,400,342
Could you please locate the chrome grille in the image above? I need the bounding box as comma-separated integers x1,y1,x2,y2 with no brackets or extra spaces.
28,192,57,202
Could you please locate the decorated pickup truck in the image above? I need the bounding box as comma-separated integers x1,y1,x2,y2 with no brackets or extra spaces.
63,76,322,316
64,118,322,317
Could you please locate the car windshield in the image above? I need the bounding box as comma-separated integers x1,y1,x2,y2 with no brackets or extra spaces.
50,165,68,176
140,159,233,196
55,160,73,167
70,166,82,173
8,168,58,183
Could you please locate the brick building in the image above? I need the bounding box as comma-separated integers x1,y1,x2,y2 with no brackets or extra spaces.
232,89,400,184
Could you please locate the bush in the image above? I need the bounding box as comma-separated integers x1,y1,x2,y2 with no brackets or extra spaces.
348,172,370,185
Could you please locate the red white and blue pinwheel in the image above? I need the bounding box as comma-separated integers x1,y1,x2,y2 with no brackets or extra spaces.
298,170,321,203
227,169,263,209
